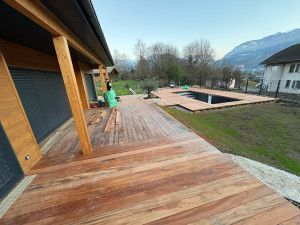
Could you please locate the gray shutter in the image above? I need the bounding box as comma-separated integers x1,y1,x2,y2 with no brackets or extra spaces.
0,122,24,200
10,68,72,143
85,73,97,101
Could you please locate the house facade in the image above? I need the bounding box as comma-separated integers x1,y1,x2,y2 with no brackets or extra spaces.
0,0,113,199
93,66,119,82
261,44,300,94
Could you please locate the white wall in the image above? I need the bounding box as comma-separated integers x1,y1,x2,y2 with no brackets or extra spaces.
263,61,300,94
264,64,284,92
281,61,300,94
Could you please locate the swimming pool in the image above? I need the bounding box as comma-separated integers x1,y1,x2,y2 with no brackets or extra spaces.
176,91,239,104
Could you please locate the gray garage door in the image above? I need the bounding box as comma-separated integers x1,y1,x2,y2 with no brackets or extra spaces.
85,73,97,101
10,68,72,143
0,122,24,200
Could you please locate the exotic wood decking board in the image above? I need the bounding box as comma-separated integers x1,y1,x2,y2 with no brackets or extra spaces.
154,88,275,111
0,95,298,224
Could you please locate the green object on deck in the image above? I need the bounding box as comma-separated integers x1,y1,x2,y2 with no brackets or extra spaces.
105,90,118,108
182,85,190,89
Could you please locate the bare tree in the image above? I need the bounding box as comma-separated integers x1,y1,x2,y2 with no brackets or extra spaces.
112,49,133,80
132,39,152,79
233,69,242,88
133,39,148,60
209,66,222,89
113,49,132,73
183,39,215,87
136,57,152,79
222,66,232,89
148,42,180,83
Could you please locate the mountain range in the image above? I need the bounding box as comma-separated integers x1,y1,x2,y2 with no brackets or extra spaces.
221,28,300,71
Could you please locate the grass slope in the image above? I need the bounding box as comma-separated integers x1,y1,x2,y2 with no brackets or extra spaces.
163,102,300,175
96,80,144,96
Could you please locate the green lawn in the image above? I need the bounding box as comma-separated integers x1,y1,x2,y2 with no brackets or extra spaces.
241,80,259,88
162,102,300,175
96,80,144,96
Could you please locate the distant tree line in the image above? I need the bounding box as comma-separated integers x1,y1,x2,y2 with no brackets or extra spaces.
112,39,243,90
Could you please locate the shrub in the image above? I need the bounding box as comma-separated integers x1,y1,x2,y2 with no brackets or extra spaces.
140,78,158,98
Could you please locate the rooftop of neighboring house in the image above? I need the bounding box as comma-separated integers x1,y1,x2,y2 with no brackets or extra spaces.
93,67,119,76
260,43,300,65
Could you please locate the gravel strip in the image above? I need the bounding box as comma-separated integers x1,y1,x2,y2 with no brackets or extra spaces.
226,153,300,203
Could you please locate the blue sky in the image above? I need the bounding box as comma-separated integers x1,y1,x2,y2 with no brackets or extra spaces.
92,0,300,59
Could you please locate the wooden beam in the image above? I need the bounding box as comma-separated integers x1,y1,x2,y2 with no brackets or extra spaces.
73,61,90,110
4,0,105,66
99,64,107,107
0,39,60,71
105,67,109,79
52,36,91,155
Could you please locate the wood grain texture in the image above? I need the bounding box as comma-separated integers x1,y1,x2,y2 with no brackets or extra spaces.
3,0,106,65
73,61,91,110
155,88,275,111
233,202,300,225
53,36,91,155
0,39,60,71
105,67,109,79
0,50,41,174
99,64,107,107
279,216,300,225
116,111,120,125
0,95,298,224
104,108,115,132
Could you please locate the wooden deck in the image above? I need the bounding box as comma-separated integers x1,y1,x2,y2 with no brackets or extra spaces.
1,95,299,224
154,88,275,111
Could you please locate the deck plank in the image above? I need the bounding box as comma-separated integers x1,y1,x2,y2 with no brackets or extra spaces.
279,215,300,225
0,95,298,225
154,88,275,111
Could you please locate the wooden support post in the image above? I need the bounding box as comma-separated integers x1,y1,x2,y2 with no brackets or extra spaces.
105,67,109,79
53,36,91,155
73,61,90,110
99,64,108,107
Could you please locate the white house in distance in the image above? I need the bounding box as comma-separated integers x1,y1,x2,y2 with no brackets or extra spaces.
260,44,300,94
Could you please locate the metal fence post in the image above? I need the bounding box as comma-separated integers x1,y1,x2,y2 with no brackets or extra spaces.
245,79,249,93
259,79,263,95
275,80,281,98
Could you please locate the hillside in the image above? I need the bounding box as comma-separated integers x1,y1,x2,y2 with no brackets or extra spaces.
221,29,300,71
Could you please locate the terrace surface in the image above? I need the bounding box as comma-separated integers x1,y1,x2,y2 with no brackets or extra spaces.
1,95,299,224
154,88,275,111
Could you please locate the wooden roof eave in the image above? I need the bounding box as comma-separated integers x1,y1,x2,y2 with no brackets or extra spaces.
4,0,106,67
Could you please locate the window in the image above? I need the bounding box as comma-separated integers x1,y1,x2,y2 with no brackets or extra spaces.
285,80,291,88
295,64,300,72
289,64,295,73
292,81,295,88
291,81,300,89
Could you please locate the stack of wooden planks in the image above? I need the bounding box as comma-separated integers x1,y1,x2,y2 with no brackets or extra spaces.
104,107,120,132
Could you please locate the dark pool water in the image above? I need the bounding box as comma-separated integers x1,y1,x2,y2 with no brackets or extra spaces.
176,91,239,104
